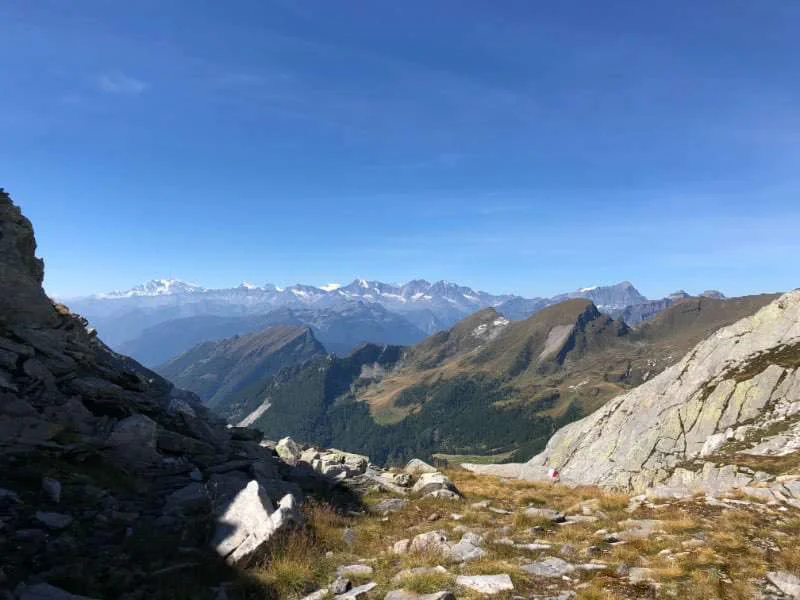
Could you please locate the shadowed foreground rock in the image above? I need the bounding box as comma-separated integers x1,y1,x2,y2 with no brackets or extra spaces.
0,189,305,597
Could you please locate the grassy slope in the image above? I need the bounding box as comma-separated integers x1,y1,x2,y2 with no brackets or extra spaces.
246,467,800,599
359,294,778,425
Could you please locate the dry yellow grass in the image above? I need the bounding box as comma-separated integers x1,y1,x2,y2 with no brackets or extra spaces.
242,467,800,599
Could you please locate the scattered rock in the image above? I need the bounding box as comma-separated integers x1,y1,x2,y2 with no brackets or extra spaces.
521,556,575,577
212,479,300,566
576,562,609,571
35,511,73,530
331,577,352,594
0,487,22,504
374,498,408,513
410,531,450,553
392,472,413,487
393,539,411,554
15,584,100,600
447,532,486,562
517,542,551,551
336,582,377,599
164,482,210,516
412,472,457,496
405,459,438,475
455,574,514,595
275,436,302,464
336,564,374,578
488,506,511,514
391,565,448,584
107,414,160,464
422,489,461,501
617,519,664,541
628,567,654,584
562,515,597,524
766,571,800,598
385,592,454,600
343,527,356,546
524,507,565,522
41,477,61,504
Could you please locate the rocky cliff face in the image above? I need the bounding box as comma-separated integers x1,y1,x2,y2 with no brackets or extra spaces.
465,290,800,502
0,190,315,598
0,189,56,328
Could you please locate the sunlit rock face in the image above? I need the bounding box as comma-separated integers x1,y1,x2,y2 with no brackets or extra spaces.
466,290,800,495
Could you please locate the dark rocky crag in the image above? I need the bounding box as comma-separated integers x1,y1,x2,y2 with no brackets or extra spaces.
0,189,332,599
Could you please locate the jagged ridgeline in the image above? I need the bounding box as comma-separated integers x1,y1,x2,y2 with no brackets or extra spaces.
204,292,775,464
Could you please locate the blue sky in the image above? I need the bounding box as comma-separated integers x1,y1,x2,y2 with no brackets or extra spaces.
2,1,799,299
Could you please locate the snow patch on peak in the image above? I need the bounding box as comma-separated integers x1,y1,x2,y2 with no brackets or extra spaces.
98,278,205,298
320,282,342,292
239,281,259,290
472,315,510,340
579,286,598,292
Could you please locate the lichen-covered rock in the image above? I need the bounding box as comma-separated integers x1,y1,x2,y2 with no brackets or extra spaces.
409,530,450,554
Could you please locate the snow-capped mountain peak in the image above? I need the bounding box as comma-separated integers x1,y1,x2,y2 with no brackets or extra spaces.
98,278,206,298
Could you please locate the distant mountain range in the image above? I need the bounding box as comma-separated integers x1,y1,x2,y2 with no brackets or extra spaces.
178,293,774,464
118,303,426,367
65,278,729,367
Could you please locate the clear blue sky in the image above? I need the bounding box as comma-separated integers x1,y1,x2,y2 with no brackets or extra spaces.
2,1,799,299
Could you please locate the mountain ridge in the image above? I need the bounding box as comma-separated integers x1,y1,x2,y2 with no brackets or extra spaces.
120,302,427,367
158,324,327,409
201,293,776,463
66,277,743,362
463,289,800,500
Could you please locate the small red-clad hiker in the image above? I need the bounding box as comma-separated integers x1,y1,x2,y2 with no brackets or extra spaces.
548,467,560,483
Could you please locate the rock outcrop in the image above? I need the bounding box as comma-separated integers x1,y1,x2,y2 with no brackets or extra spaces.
465,290,800,498
0,190,305,595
